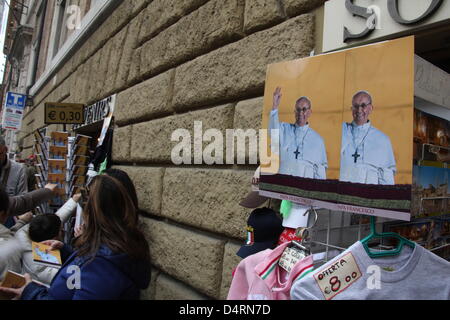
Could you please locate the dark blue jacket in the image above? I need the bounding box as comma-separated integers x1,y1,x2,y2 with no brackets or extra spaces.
21,244,151,300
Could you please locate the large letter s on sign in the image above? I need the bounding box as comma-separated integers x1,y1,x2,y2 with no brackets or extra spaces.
343,0,376,42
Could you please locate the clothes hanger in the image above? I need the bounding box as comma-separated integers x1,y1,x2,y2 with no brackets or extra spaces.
361,216,416,258
290,207,319,256
278,207,317,272
291,228,311,257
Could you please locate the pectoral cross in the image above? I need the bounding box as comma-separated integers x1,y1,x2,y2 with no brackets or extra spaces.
294,147,301,160
352,150,360,163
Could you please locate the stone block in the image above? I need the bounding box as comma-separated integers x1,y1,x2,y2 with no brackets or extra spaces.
59,77,71,102
87,50,102,103
232,97,264,163
234,97,264,131
56,54,75,83
28,105,46,133
115,13,144,90
140,0,244,78
130,0,152,17
112,126,132,162
154,273,209,300
22,134,35,152
103,25,128,96
70,65,81,104
112,166,164,216
33,79,55,107
93,1,133,46
115,70,173,126
127,46,142,85
161,168,253,238
220,241,243,299
141,218,225,298
130,104,234,163
172,14,315,111
72,62,90,104
283,0,325,17
140,268,160,300
109,0,138,29
138,0,209,45
81,1,133,66
96,41,114,100
70,48,84,73
244,0,285,33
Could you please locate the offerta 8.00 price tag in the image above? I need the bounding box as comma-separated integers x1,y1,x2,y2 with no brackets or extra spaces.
313,252,362,300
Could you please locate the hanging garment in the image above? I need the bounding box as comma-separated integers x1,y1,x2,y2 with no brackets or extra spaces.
228,242,314,300
290,241,450,300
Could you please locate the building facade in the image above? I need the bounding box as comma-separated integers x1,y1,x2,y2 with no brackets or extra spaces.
3,0,450,299
5,0,323,299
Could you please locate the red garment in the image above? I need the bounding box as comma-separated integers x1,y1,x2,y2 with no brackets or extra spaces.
278,227,302,245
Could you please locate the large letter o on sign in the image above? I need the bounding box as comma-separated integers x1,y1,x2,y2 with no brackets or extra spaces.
388,0,443,25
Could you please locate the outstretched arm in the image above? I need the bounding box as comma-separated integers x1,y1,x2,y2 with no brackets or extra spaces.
8,184,57,216
269,87,283,133
272,87,282,111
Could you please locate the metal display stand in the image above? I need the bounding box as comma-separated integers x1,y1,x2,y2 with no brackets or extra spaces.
303,209,389,265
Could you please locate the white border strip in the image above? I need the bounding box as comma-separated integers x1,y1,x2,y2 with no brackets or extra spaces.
29,0,122,97
259,190,411,222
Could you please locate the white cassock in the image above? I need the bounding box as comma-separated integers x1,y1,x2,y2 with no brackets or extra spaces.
269,109,328,179
340,121,396,185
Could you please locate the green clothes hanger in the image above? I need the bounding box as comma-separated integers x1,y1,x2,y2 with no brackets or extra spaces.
361,216,416,258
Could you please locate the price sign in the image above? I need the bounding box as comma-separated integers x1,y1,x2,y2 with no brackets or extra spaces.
313,252,362,300
44,102,85,124
278,247,306,273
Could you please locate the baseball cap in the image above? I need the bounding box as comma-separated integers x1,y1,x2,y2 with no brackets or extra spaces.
236,207,284,258
239,167,268,208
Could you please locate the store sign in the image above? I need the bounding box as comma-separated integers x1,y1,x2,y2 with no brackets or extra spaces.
323,0,450,52
44,102,85,124
73,94,116,130
1,92,26,131
259,37,415,221
414,55,450,110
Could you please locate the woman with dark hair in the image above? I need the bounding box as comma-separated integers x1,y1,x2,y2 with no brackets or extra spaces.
74,168,140,238
0,173,151,300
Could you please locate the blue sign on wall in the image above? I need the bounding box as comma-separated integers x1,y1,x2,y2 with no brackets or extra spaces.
2,92,27,131
5,92,26,110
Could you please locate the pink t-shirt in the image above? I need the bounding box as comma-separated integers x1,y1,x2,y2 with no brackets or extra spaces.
227,242,314,300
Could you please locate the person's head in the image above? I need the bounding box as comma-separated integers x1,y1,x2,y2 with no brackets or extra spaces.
0,186,9,224
294,96,312,127
76,174,150,262
26,155,36,166
0,136,8,165
28,214,62,242
103,168,138,208
351,91,373,126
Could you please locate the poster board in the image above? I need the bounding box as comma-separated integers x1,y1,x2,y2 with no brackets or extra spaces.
259,36,414,221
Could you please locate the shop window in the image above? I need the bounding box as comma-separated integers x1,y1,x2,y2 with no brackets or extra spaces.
52,0,69,57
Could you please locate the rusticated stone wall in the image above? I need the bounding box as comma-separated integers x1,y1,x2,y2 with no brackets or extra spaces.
19,0,325,299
